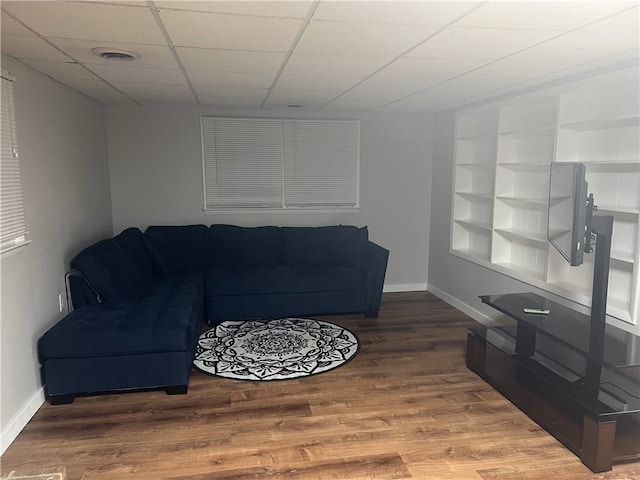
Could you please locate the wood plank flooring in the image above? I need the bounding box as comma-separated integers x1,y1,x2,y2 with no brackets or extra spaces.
2,292,639,479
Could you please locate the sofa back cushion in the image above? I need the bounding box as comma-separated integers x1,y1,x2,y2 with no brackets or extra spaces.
113,228,154,281
145,225,209,274
208,225,280,267
70,239,141,302
281,225,368,268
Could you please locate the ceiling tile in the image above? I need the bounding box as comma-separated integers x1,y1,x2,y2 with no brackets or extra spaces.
21,59,99,80
1,11,33,35
191,85,268,102
455,1,637,30
312,1,481,26
2,2,166,44
321,98,387,112
87,64,186,85
408,26,561,60
1,35,70,61
263,101,325,111
54,77,136,104
425,76,527,95
116,82,197,105
176,47,285,74
188,70,274,89
281,53,392,78
49,38,178,69
511,8,639,63
273,73,360,92
357,57,491,93
376,90,474,112
199,96,263,109
156,1,312,18
331,87,413,103
467,57,579,80
295,21,441,57
159,9,302,51
267,87,346,104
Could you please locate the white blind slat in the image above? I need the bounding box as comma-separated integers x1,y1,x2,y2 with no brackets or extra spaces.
201,117,359,210
1,73,29,253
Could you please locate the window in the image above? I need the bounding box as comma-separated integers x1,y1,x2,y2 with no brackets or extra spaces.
201,117,359,210
1,69,29,254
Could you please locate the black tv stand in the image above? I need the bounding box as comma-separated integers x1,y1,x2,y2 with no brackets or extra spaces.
467,292,640,472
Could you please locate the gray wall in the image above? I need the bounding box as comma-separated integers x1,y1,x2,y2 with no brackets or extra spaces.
0,55,113,451
106,107,433,291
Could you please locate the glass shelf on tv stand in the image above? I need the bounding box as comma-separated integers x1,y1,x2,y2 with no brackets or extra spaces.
476,292,640,420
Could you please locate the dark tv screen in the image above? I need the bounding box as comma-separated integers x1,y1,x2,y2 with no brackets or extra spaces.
548,162,588,266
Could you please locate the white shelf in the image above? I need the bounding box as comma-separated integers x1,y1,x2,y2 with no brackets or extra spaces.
495,227,547,245
451,68,639,326
455,219,493,232
496,195,548,207
559,116,639,132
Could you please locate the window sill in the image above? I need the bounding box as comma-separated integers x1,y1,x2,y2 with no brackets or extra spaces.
203,207,360,214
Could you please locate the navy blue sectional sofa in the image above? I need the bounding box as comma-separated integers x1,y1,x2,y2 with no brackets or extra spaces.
39,224,388,404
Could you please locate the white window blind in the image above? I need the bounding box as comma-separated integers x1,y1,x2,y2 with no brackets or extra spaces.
283,120,359,208
1,70,29,254
201,117,360,210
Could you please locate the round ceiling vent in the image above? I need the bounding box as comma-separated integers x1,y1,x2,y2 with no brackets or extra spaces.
91,47,141,61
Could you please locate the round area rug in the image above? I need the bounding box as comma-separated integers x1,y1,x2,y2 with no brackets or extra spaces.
193,318,360,381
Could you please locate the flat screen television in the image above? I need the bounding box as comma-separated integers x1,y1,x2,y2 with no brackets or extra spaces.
548,162,589,266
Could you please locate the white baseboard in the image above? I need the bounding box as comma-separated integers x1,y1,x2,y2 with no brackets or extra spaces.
383,283,427,293
427,284,497,325
1,387,45,455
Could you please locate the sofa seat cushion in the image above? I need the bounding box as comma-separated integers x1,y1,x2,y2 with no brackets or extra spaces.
205,265,363,296
40,272,204,359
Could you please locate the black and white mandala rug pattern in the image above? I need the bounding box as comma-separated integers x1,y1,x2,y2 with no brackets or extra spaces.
193,318,360,381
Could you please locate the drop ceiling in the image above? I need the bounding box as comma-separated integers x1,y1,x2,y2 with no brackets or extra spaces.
1,1,639,112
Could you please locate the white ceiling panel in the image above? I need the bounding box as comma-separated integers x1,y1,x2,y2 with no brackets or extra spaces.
188,70,274,89
426,76,527,94
456,1,637,30
88,64,186,85
295,21,440,57
321,97,390,111
467,57,583,81
0,0,637,111
159,9,302,51
312,1,481,26
177,47,285,74
511,8,639,62
1,35,71,62
155,1,312,18
54,77,136,104
2,2,166,44
191,85,268,102
1,11,32,35
408,26,561,60
281,53,392,78
377,90,477,112
21,59,99,80
199,96,263,109
49,38,179,69
330,87,413,103
266,87,344,105
356,57,491,93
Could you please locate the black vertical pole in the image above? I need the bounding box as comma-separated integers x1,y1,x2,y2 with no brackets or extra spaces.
585,215,614,401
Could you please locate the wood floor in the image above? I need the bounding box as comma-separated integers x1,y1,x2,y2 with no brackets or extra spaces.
2,292,639,480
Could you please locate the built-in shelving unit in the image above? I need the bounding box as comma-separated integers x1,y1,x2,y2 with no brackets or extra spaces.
451,67,640,326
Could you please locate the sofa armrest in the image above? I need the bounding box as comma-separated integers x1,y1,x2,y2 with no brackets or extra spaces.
361,241,389,317
65,270,102,312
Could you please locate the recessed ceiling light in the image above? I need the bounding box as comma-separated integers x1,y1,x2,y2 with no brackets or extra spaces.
91,47,141,61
